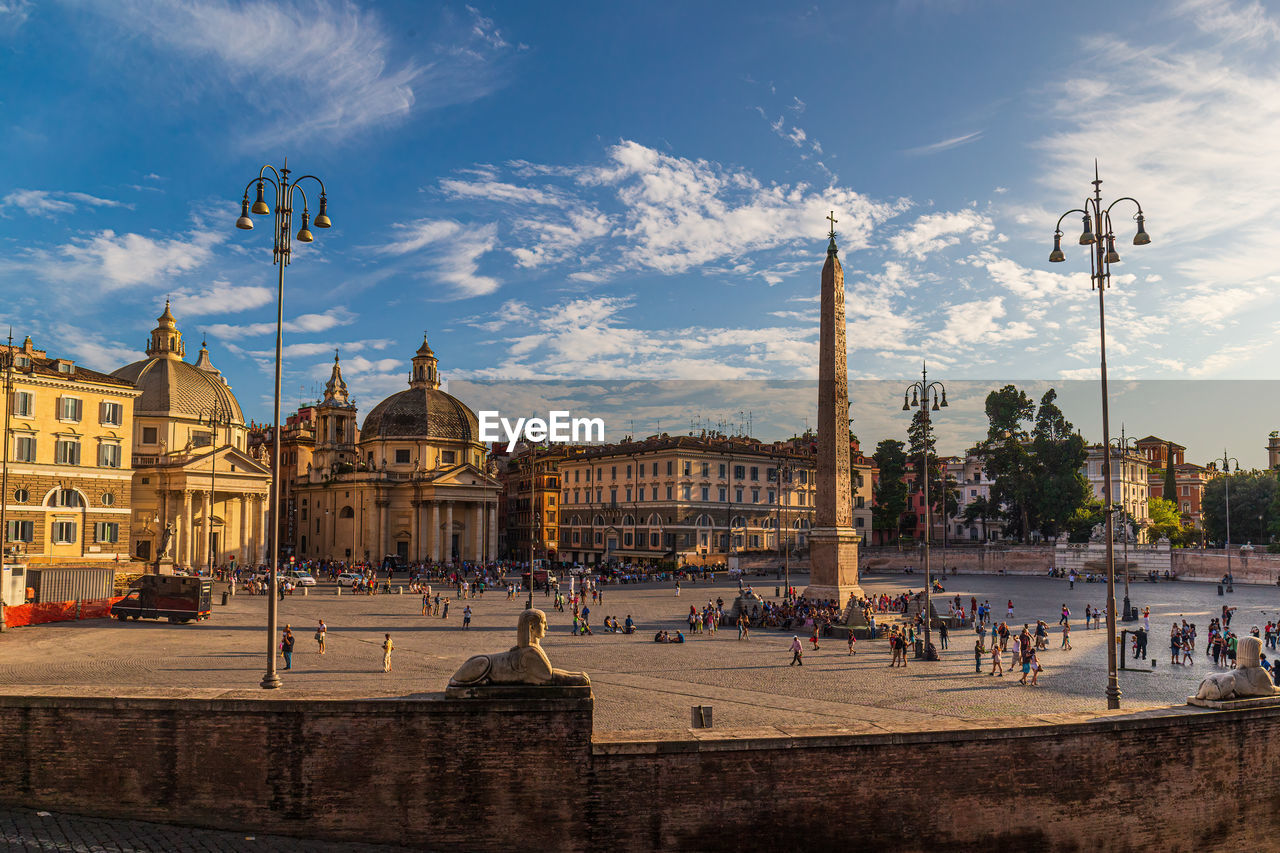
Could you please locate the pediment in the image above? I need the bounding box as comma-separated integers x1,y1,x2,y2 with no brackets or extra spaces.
182,446,271,477
429,463,501,488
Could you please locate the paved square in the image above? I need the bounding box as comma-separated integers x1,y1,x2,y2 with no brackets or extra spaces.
0,571,1271,731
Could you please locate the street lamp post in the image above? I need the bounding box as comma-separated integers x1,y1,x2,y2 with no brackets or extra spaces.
901,362,947,661
1210,451,1239,583
1049,163,1151,709
234,160,331,690
1109,425,1139,621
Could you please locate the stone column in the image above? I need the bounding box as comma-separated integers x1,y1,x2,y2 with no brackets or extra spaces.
806,230,863,605
431,502,441,563
201,491,212,569
411,499,421,562
180,490,193,567
376,498,390,561
473,502,483,563
444,501,454,565
239,494,250,566
487,501,498,561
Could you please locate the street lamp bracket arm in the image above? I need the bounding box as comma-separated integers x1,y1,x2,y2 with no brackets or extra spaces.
1054,208,1088,231
293,174,328,195
244,175,279,196
1105,196,1143,218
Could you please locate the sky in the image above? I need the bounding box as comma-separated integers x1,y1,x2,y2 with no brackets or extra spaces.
1,0,1278,466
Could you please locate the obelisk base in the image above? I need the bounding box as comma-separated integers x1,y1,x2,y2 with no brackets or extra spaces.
804,527,863,605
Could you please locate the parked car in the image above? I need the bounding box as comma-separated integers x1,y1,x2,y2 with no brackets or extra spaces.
285,570,316,587
336,572,363,587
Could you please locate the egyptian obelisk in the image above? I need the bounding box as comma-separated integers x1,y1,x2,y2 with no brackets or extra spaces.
804,214,863,606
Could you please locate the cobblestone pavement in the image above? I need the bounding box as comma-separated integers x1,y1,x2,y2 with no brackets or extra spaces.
0,805,410,852
0,571,1274,731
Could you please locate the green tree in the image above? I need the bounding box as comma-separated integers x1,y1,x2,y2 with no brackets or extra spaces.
1066,499,1106,543
977,385,1037,541
1162,443,1177,502
1148,497,1187,545
872,439,908,540
1030,389,1089,539
962,494,993,538
1202,471,1278,545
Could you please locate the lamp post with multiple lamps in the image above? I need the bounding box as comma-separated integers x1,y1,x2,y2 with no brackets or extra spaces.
901,362,946,661
198,398,234,575
776,456,793,599
1109,425,1140,621
234,160,331,689
1049,163,1150,709
1209,451,1239,584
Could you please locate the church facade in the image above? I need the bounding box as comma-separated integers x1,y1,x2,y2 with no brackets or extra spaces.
291,337,500,565
112,303,271,569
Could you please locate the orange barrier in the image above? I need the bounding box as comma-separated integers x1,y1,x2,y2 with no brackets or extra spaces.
3,597,124,628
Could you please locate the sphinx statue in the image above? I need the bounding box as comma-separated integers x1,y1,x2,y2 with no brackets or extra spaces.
1195,636,1279,702
446,608,590,696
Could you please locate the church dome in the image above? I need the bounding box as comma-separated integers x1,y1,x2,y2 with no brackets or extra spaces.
111,302,245,422
360,387,478,441
358,334,478,441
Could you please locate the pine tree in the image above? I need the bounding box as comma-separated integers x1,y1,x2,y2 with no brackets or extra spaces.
1162,442,1178,504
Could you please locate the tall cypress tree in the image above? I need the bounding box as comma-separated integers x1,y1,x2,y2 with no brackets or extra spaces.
1163,442,1178,504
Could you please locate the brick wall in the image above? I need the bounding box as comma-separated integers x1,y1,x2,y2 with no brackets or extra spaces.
861,544,1054,576
0,693,592,851
2,691,1279,850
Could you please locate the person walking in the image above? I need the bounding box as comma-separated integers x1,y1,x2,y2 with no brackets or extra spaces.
847,631,857,656
1059,604,1070,626
939,620,949,650
809,625,821,652
990,642,1003,676
381,633,394,672
1061,621,1071,650
974,638,984,673
315,619,327,655
442,598,450,619
789,635,803,666
462,605,472,630
1029,650,1042,686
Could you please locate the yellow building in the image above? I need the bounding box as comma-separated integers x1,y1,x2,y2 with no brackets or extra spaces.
555,434,818,566
292,336,500,565
112,303,271,568
2,336,139,565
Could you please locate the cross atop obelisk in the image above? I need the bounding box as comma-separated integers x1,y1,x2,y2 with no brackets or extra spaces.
805,215,863,609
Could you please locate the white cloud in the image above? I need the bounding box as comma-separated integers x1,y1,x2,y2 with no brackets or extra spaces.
375,219,500,298
905,131,982,156
74,0,513,147
171,282,273,315
2,189,128,218
889,209,994,260
32,228,224,291
204,307,356,340
933,296,1035,348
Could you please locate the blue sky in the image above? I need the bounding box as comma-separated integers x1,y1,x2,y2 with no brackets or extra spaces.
1,0,1278,464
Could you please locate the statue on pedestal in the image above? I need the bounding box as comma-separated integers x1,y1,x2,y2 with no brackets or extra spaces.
446,609,590,697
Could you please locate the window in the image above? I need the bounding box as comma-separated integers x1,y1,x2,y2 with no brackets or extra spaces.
98,443,121,468
681,485,691,500
623,532,632,547
735,488,743,503
140,426,158,445
14,436,35,462
395,449,412,464
666,486,672,500
734,465,745,479
95,522,119,544
574,469,580,483
441,450,456,464
55,489,82,507
856,517,864,527
768,489,775,504
7,520,34,542
700,486,709,501
651,463,658,476
52,521,76,544
650,532,659,547
14,488,29,502
750,466,759,481
626,465,632,478
718,488,726,502
100,401,123,425
625,487,632,502
101,492,115,506
751,489,759,503
13,391,32,417
191,430,211,447
798,470,808,484
719,463,726,478
666,461,673,475
57,397,82,422
609,489,617,503
55,439,81,465
683,461,691,476
611,466,617,480
700,462,709,477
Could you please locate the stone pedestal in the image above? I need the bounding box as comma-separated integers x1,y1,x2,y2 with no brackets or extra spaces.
806,527,863,604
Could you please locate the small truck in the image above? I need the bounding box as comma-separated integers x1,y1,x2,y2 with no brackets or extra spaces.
111,575,213,623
